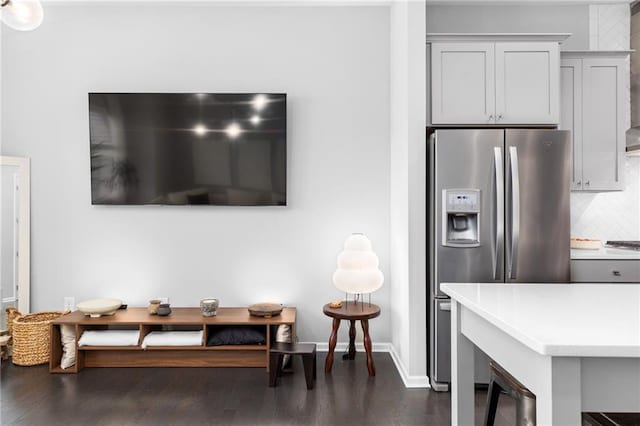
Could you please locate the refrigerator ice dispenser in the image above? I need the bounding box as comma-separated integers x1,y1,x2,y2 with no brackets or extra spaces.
442,189,481,247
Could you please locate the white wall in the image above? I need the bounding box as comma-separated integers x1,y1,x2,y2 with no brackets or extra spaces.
390,0,427,386
0,4,391,344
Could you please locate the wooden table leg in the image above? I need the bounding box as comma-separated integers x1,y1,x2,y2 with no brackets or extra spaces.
325,318,341,373
348,320,357,360
361,319,375,376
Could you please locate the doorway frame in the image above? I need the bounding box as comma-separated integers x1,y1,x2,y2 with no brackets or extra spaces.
1,156,30,313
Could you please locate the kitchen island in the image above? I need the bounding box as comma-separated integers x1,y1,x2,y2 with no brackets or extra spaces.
441,283,640,425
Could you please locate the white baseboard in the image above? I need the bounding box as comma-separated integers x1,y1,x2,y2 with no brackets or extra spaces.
387,344,431,388
305,341,430,388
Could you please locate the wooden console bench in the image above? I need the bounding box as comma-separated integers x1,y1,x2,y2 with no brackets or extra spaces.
49,307,296,373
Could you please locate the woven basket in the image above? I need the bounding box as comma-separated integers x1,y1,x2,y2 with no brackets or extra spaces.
12,310,65,366
5,308,21,337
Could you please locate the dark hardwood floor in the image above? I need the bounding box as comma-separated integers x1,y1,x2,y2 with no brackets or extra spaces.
1,352,516,425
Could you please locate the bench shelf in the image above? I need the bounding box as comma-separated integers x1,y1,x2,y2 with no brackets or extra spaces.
49,307,296,373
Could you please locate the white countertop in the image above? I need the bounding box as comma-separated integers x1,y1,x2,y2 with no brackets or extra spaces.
440,283,640,357
571,246,640,260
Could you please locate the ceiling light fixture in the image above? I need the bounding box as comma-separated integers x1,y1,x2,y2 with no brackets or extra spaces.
0,0,43,31
250,115,261,126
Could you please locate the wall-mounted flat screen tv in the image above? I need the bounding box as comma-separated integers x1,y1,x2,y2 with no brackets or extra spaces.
89,93,287,206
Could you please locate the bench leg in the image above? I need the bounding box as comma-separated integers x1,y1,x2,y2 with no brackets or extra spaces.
302,353,315,390
484,378,502,426
269,354,283,387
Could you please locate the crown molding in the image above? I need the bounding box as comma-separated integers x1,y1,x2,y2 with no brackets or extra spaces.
561,50,633,58
426,33,572,43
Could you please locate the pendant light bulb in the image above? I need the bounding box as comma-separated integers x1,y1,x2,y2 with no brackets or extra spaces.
1,0,43,31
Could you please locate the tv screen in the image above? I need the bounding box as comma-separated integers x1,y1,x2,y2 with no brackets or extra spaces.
89,93,287,206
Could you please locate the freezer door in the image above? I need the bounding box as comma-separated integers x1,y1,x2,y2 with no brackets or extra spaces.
505,129,571,283
432,129,504,298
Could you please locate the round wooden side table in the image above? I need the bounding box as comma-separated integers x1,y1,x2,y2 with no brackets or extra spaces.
322,301,381,376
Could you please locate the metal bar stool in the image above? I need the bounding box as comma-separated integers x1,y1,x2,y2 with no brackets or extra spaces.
484,361,536,426
583,412,640,425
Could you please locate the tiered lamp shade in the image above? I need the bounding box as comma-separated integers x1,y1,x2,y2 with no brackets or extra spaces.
332,234,384,295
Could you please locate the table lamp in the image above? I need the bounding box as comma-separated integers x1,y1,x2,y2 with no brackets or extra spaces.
332,233,384,306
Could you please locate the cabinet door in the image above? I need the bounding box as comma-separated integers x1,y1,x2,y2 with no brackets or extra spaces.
559,58,583,191
430,43,495,125
495,42,559,125
582,58,625,191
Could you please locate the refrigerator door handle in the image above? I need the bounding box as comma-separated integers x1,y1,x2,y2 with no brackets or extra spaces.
509,146,520,279
493,147,504,280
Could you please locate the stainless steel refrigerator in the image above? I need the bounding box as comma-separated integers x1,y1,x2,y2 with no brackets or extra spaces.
428,129,571,392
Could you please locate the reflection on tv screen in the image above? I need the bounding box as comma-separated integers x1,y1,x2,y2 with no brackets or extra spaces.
89,93,287,206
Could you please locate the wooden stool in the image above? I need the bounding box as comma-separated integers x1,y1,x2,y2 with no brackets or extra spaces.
484,361,536,426
269,342,316,390
322,302,380,376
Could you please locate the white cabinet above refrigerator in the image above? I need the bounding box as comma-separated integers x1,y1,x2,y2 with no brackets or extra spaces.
427,34,569,126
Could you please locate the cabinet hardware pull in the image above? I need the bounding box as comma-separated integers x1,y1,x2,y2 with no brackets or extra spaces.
576,181,581,185
612,270,621,276
497,114,503,120
488,114,494,122
585,180,590,185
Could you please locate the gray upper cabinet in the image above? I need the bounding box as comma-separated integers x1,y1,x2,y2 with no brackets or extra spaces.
560,51,629,191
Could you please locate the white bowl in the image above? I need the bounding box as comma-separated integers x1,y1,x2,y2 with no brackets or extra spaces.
76,298,122,318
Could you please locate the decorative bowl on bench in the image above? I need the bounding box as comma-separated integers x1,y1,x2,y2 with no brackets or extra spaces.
248,302,283,318
76,298,122,318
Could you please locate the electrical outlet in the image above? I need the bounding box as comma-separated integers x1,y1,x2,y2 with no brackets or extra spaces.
63,297,75,312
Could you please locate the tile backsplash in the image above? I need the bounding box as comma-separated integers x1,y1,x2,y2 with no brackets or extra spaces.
571,157,640,240
589,4,630,51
